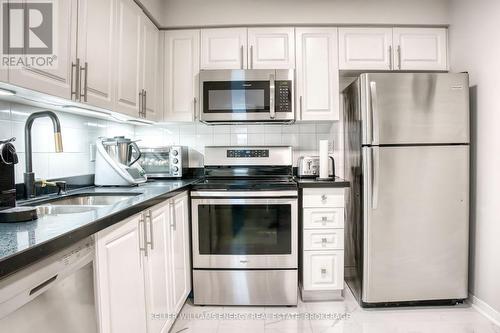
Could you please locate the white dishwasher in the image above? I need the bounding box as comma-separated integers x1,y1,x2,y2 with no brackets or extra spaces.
0,237,98,333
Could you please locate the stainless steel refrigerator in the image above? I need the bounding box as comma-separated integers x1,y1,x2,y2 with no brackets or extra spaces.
343,73,470,307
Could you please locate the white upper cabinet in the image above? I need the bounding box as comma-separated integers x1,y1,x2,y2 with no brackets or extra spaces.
393,28,448,71
247,28,295,69
296,28,339,121
8,0,77,99
163,30,200,122
339,28,393,70
201,28,248,69
96,214,148,333
77,0,115,109
141,17,162,121
114,0,143,117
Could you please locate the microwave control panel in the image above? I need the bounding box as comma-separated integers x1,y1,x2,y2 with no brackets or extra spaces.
276,81,292,112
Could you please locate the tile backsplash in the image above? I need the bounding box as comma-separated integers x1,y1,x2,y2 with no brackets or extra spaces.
0,100,344,183
0,101,134,183
135,121,343,173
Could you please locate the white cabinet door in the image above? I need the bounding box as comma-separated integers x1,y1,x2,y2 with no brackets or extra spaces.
168,192,191,314
142,17,162,122
303,250,344,291
96,214,148,333
247,27,295,69
201,28,247,69
8,0,77,99
114,0,143,117
143,202,173,333
393,28,448,71
164,30,200,122
338,28,393,70
77,0,115,109
296,28,339,121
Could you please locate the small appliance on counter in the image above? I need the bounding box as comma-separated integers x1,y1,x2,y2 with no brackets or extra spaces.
297,155,335,178
137,146,188,178
94,136,147,186
0,138,38,223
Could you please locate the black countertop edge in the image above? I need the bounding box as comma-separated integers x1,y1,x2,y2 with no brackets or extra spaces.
294,176,350,188
0,180,199,280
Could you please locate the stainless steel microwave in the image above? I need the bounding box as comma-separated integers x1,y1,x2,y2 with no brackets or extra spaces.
137,146,188,178
199,69,295,124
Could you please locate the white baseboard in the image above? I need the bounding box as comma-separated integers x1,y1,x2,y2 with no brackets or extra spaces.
468,293,500,327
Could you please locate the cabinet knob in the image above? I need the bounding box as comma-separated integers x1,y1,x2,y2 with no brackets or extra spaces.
321,194,327,201
321,216,328,222
321,238,328,243
321,268,327,275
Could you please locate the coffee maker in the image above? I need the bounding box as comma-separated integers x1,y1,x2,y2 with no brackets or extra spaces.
0,138,18,211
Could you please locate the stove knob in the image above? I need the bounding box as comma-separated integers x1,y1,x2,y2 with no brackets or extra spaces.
171,150,179,156
172,158,179,164
173,166,179,172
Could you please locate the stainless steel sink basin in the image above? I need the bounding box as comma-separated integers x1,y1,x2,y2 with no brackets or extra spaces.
34,193,140,206
36,205,99,216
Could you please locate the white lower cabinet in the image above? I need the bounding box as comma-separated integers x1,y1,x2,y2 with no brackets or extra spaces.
301,187,345,301
96,191,191,333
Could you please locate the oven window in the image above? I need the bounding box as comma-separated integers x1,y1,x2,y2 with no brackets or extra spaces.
198,204,291,255
138,152,170,174
203,81,270,113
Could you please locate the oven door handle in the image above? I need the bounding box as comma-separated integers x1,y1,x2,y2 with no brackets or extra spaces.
269,73,275,119
191,191,298,198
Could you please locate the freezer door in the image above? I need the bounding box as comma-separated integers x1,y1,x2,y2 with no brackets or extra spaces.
362,145,469,303
360,73,470,145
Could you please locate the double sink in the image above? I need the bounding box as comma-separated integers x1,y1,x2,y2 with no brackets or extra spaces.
27,193,141,217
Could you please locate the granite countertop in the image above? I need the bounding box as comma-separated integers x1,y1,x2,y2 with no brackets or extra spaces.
0,178,201,279
294,176,350,188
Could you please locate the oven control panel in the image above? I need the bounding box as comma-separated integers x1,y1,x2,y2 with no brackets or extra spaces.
227,149,270,158
276,81,292,113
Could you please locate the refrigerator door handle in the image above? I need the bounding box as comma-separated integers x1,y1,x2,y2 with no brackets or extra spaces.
369,81,380,145
371,147,380,210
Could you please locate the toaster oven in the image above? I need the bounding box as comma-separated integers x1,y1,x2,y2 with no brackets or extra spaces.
137,146,188,178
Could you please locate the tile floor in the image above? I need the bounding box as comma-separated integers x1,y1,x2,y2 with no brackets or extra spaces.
171,287,500,333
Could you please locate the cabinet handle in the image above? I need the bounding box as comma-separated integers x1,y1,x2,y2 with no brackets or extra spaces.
240,45,244,69
250,45,254,69
170,201,176,229
138,90,143,118
80,61,88,102
299,96,303,119
139,213,148,257
321,268,327,275
193,97,197,121
145,209,153,250
321,238,328,243
397,45,402,70
388,45,393,70
143,90,147,118
321,216,328,222
71,58,80,101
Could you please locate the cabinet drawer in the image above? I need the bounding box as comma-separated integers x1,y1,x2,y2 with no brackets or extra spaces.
303,229,344,250
303,188,344,208
303,250,344,291
303,208,344,229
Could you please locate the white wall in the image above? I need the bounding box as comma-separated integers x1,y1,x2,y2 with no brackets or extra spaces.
0,101,134,182
158,0,450,28
449,0,500,321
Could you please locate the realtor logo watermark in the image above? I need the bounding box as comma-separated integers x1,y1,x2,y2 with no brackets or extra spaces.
1,0,58,69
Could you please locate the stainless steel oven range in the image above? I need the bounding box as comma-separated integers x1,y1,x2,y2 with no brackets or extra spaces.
191,146,298,306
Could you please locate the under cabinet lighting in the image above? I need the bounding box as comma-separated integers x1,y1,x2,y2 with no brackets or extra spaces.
0,88,16,96
62,105,113,118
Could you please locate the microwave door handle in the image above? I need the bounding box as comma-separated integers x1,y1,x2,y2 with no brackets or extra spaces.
269,73,275,119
